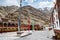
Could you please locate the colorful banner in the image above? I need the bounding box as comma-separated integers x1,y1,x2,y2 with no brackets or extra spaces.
28,18,30,30
18,18,20,31
31,21,34,30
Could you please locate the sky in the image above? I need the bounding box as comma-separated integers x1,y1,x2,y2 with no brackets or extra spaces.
0,0,56,8
0,0,20,6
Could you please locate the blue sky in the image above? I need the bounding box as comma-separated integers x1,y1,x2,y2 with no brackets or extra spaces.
0,0,56,8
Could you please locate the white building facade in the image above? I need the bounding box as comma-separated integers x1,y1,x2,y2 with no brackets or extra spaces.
53,4,60,28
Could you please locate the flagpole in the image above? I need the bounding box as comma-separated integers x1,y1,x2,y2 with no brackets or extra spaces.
17,0,22,34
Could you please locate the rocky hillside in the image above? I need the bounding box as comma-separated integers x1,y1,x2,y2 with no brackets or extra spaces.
0,5,50,25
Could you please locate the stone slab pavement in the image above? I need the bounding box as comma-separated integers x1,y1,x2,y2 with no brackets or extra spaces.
0,30,55,40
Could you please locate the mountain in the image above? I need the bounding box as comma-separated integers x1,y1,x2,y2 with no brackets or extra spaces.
0,5,50,26
39,7,54,20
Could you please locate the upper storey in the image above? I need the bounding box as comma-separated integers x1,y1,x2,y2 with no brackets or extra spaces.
56,0,60,19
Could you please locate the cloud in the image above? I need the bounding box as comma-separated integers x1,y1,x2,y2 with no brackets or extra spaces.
38,1,55,8
0,0,19,6
22,0,56,8
0,0,55,8
24,0,34,3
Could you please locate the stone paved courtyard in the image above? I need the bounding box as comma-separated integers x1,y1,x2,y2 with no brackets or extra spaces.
0,30,55,40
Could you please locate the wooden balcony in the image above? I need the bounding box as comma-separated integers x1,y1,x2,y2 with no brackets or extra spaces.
54,29,60,39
